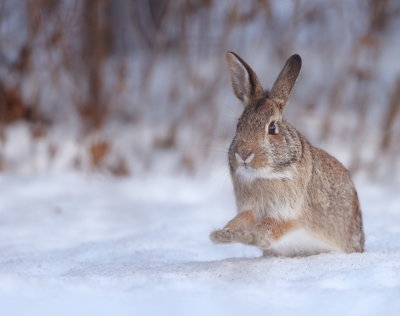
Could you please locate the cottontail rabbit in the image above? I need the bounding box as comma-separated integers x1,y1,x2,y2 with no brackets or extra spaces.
210,52,365,256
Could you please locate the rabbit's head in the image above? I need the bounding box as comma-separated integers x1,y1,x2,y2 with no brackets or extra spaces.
226,52,303,182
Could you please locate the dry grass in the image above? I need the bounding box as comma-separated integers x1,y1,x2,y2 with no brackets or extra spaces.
0,0,399,181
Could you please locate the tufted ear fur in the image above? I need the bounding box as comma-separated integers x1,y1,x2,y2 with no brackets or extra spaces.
269,54,302,112
226,52,265,107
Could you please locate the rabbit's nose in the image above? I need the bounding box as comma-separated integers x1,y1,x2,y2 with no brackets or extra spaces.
235,152,254,164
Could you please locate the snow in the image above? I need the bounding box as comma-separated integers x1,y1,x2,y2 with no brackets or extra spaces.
0,171,399,315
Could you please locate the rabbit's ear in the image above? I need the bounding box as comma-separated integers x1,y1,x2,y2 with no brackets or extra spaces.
226,52,264,107
269,54,302,111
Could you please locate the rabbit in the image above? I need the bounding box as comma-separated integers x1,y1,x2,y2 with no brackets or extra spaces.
209,52,365,257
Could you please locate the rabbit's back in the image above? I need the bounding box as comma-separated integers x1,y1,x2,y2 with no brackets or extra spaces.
302,146,365,252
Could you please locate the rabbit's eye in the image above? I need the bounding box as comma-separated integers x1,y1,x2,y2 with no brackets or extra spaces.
268,122,277,135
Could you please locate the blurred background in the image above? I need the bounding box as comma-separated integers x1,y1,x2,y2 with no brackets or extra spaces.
0,0,399,182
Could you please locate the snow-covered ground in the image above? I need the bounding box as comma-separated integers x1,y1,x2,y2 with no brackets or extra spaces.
0,171,399,315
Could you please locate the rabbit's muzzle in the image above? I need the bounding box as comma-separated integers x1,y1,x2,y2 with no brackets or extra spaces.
235,152,254,165
231,145,266,171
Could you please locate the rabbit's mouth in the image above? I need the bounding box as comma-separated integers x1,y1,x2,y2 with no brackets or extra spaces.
235,165,294,182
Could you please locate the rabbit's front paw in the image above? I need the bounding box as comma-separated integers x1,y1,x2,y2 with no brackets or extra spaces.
210,229,254,244
237,230,255,245
254,235,271,250
210,229,235,243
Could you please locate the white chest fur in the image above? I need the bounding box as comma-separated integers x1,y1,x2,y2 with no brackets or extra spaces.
236,183,303,221
234,167,305,221
269,228,341,257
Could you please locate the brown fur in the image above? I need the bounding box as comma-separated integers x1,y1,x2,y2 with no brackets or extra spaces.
210,209,298,249
223,210,298,240
210,52,365,256
257,217,298,240
223,210,257,232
